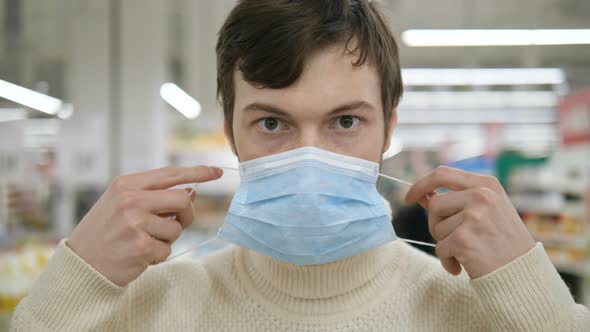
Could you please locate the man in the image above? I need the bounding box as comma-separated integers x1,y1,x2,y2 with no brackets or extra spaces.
11,0,590,331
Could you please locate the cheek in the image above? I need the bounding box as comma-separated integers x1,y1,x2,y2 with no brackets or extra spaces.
256,135,292,154
326,128,385,163
232,121,293,161
231,119,255,159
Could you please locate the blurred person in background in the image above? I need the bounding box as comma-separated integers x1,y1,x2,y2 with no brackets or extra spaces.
7,186,48,230
393,203,435,256
5,152,56,232
10,0,590,331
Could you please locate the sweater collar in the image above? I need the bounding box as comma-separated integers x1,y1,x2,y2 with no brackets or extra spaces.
243,241,400,299
234,240,407,318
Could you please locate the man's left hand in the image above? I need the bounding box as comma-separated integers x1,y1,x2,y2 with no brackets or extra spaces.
405,166,535,279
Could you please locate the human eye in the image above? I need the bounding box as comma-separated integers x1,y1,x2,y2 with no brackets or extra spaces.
256,117,286,132
332,115,360,130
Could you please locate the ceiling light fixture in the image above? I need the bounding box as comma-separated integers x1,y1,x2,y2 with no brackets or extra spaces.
402,29,590,47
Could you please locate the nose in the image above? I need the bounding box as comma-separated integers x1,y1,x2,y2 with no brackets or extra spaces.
294,126,325,150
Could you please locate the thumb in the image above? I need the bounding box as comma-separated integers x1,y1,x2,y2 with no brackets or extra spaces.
441,257,462,276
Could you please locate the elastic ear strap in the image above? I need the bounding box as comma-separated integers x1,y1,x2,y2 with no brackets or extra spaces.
379,173,433,201
218,166,238,171
165,167,237,259
378,173,413,186
165,236,219,262
398,238,436,248
378,173,435,246
167,183,200,221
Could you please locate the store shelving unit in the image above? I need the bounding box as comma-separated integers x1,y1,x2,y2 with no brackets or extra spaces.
508,146,590,305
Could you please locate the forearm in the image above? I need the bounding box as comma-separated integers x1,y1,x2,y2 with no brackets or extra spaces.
471,243,590,332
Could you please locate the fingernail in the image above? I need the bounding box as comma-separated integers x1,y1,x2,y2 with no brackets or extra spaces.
209,167,222,176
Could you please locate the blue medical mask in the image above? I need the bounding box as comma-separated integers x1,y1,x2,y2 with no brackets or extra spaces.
166,147,435,264
217,147,395,265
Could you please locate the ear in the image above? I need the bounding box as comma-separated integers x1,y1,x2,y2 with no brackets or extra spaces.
382,107,398,152
224,120,238,156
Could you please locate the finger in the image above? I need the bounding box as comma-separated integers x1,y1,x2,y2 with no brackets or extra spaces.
122,189,193,214
173,195,195,229
431,212,464,241
184,187,197,200
141,214,183,243
406,166,502,203
427,191,466,220
441,257,462,275
426,192,465,238
113,166,223,191
162,189,196,220
150,239,172,265
415,191,437,210
435,238,463,275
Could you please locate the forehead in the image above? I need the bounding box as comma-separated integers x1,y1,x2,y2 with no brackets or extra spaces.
233,44,382,115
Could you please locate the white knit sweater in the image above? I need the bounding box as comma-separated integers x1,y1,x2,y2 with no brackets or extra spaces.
10,238,590,331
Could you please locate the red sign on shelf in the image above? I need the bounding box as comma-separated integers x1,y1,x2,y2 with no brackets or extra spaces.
559,89,590,146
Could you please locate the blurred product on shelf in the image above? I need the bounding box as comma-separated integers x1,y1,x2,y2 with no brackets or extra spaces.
0,241,55,314
505,145,590,304
5,185,50,231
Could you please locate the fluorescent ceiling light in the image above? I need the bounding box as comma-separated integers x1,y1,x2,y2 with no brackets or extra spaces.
393,124,556,149
0,79,63,115
160,82,201,119
0,108,26,122
400,91,558,109
402,29,590,47
57,104,74,119
402,68,565,86
397,108,555,124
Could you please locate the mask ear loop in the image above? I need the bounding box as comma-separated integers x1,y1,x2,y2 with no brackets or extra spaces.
165,166,239,262
166,237,218,261
167,166,239,222
378,173,437,248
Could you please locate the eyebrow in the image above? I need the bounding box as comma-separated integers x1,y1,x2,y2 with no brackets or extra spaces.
242,101,375,117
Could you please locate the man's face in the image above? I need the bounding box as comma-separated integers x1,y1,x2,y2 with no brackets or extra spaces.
226,43,397,163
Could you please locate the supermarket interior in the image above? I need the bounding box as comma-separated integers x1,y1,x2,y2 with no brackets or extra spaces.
1,0,590,330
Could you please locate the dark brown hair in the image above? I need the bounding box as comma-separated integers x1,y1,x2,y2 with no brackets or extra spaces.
216,0,403,135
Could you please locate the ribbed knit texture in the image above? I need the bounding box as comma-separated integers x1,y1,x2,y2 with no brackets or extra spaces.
10,240,590,331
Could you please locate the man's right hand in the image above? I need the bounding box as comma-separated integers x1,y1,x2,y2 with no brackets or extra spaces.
67,166,223,286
